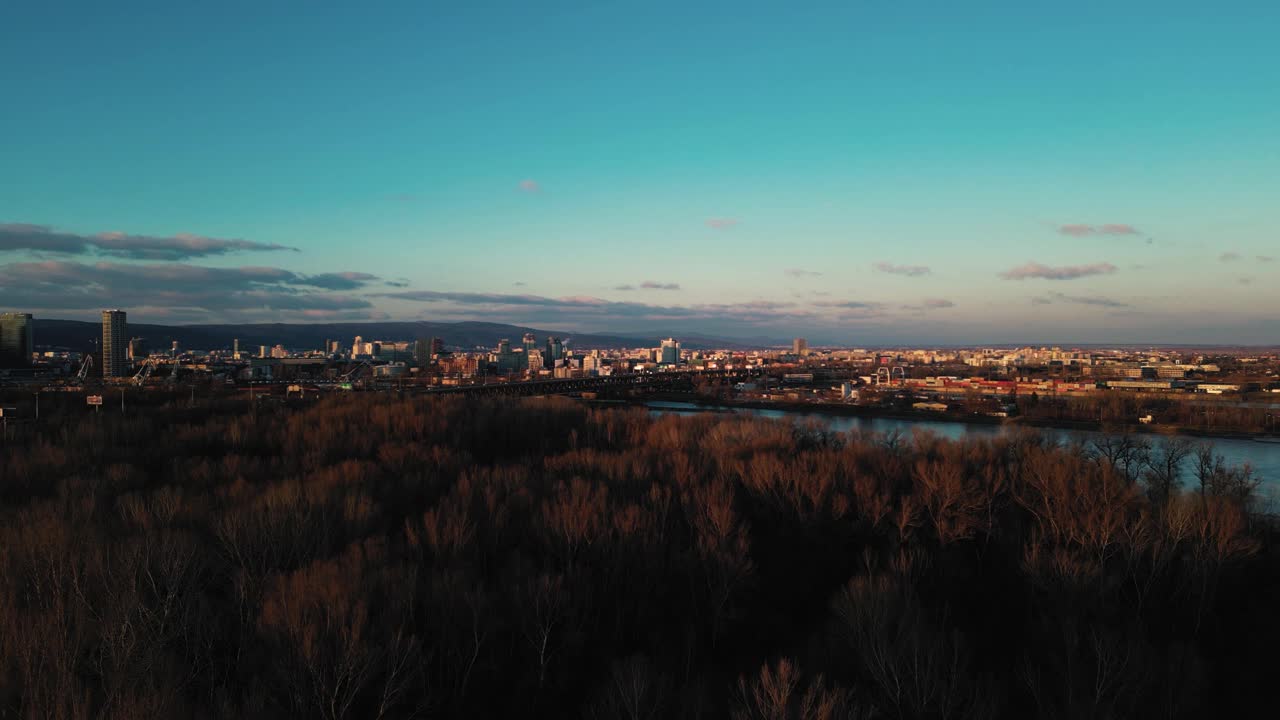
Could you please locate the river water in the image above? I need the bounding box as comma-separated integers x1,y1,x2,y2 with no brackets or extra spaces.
647,401,1280,495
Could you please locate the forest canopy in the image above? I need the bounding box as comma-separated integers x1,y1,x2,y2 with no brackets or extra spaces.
0,395,1276,719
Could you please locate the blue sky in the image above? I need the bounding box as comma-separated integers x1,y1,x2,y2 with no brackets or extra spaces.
2,1,1278,344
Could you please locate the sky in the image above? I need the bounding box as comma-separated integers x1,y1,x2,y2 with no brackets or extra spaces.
2,1,1278,345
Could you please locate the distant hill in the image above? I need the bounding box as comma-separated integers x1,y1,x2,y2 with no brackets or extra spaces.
30,319,751,352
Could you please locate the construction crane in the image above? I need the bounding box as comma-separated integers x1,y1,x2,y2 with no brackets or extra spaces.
132,358,157,386
340,360,372,384
166,356,182,386
75,354,94,383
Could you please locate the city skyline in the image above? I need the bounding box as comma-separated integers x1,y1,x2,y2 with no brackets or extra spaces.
3,2,1279,344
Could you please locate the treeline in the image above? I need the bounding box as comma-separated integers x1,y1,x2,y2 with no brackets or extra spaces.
1019,391,1280,434
1,396,1277,718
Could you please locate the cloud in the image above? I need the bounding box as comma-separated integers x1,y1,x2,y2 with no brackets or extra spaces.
812,300,884,311
1238,277,1253,286
1099,224,1139,235
0,223,296,260
518,179,541,193
1032,291,1129,308
0,260,376,319
513,281,527,286
376,289,816,327
999,261,1117,280
1219,251,1241,262
1056,223,1140,237
899,298,956,312
875,262,931,277
1058,224,1096,237
1258,255,1275,263
302,272,381,290
705,218,739,229
615,281,680,291
784,268,823,278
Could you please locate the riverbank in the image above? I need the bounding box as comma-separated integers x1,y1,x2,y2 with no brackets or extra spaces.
595,392,1280,443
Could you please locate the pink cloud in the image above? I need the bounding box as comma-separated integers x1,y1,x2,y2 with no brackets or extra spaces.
518,179,541,193
1056,223,1140,236
1058,224,1096,237
999,261,1118,280
875,261,931,277
705,218,739,229
1099,224,1139,235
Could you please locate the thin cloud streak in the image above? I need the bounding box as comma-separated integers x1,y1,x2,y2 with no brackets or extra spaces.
0,260,378,319
377,288,825,327
616,281,681,291
1057,223,1140,237
999,261,1118,280
0,222,297,260
1032,291,1130,308
875,262,931,277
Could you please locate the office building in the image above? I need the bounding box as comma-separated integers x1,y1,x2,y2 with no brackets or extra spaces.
493,338,521,372
171,340,180,357
522,330,537,363
259,345,268,359
545,336,563,366
793,338,808,356
660,338,681,365
128,337,148,361
526,348,543,373
101,310,128,377
430,337,444,355
0,312,34,367
414,338,430,366
233,338,241,356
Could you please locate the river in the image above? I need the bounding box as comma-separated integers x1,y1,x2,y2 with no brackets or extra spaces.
647,401,1280,497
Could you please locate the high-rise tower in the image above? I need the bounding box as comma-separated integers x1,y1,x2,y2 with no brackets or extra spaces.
0,312,34,367
101,310,128,377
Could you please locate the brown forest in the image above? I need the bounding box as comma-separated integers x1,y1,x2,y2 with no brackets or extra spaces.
1,395,1277,719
